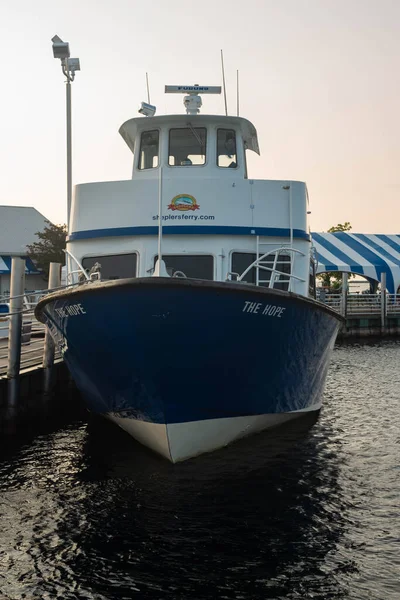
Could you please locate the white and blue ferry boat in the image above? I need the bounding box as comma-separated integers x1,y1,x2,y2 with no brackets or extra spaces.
36,85,342,462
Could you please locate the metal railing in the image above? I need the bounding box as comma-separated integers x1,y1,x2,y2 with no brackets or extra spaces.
318,292,400,318
65,249,101,285
1,252,103,381
387,294,400,314
347,294,384,315
320,293,342,313
235,247,306,291
0,259,67,381
0,286,65,377
65,249,90,285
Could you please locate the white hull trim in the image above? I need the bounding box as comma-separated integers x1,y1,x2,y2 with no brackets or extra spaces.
107,402,321,463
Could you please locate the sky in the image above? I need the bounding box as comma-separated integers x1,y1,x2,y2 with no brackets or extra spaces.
0,0,399,233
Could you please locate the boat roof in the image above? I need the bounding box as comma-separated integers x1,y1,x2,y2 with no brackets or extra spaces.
119,114,260,155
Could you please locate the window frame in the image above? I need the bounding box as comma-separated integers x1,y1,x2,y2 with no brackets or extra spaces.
82,252,139,281
168,127,208,168
152,253,215,280
137,129,160,171
309,259,317,299
216,128,238,169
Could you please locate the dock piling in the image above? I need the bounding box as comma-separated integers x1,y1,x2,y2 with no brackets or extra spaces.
7,258,26,402
341,272,348,317
380,272,387,329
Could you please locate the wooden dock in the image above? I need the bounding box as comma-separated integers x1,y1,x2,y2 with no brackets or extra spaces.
0,335,49,378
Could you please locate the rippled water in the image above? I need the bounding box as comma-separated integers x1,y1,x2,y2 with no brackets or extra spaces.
0,340,399,599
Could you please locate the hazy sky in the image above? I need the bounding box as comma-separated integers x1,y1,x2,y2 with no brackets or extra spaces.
1,0,399,233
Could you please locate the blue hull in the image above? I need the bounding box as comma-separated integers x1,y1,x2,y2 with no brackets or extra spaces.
36,278,341,460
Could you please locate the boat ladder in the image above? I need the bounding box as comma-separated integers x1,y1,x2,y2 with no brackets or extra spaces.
239,238,306,291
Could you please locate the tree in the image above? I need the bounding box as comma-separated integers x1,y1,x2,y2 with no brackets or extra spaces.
327,222,352,233
317,222,353,290
27,221,67,278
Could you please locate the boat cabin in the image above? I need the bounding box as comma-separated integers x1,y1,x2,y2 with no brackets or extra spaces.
67,88,313,297
118,114,259,180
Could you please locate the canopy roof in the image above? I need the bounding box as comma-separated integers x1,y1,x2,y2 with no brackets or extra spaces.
0,255,40,275
312,232,400,293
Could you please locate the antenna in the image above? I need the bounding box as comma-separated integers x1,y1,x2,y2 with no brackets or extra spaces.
236,70,239,117
146,72,151,104
220,50,228,116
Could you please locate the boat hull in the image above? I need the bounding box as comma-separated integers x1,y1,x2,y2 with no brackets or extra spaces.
36,278,341,462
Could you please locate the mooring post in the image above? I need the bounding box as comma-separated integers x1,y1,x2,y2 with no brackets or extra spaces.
341,272,348,318
380,272,387,330
43,262,61,391
7,257,26,402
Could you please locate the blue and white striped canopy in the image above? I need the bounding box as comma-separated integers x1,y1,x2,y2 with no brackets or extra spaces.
312,232,400,293
0,255,40,275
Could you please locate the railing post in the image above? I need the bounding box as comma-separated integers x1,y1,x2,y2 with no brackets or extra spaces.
341,272,348,318
7,257,26,401
380,272,387,330
43,262,61,391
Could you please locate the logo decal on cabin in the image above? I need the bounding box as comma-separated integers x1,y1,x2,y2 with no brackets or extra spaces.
168,194,200,212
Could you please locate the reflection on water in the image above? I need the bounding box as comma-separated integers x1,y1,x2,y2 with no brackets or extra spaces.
0,340,399,599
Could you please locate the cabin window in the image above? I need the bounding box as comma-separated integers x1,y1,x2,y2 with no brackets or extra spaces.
82,253,137,280
154,255,213,279
138,130,159,170
231,252,291,290
168,127,207,166
217,129,237,168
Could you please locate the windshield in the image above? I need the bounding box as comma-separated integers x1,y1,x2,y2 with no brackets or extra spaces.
169,127,206,166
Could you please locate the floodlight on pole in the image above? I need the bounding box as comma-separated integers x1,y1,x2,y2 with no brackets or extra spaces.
51,35,70,60
51,34,80,236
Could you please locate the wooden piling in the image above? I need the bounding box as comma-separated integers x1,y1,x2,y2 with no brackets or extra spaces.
7,257,26,402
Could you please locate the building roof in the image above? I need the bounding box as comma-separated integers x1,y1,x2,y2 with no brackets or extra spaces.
0,205,50,256
312,232,400,293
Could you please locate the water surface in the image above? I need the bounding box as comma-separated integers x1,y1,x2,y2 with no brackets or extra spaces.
0,340,399,599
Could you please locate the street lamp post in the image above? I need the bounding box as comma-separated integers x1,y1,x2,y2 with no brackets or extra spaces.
51,35,80,233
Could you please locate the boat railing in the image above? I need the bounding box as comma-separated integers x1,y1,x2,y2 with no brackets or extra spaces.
65,250,91,285
236,247,306,291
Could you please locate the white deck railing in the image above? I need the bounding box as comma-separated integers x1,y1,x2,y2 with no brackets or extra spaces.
319,292,400,318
